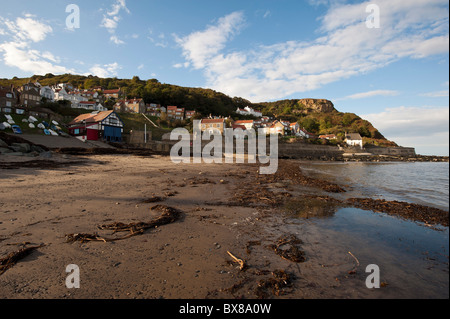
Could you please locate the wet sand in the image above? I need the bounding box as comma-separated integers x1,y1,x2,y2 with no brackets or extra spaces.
0,153,448,299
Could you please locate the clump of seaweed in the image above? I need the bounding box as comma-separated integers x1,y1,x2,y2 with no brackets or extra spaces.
255,270,295,299
267,235,306,263
66,205,183,243
0,244,45,276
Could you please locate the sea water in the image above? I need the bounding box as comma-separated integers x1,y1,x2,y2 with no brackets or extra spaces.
299,161,449,211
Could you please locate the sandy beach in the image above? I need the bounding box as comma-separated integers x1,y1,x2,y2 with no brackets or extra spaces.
0,152,448,299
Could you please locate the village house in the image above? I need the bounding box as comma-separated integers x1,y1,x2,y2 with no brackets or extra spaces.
290,122,300,135
298,128,316,139
103,89,122,99
345,133,363,148
67,91,89,107
68,110,124,142
40,86,55,101
79,90,101,102
200,118,226,134
76,101,108,112
56,83,75,91
0,85,20,114
53,87,70,101
319,134,337,140
269,121,285,136
17,83,41,109
167,106,185,120
233,120,254,131
146,103,166,117
114,98,146,114
185,110,196,120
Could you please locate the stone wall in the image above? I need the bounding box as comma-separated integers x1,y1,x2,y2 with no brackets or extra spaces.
366,146,416,157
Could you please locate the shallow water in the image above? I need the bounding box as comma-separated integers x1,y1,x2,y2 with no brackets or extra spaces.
285,207,449,299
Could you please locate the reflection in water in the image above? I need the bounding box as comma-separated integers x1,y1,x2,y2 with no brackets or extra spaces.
284,197,340,219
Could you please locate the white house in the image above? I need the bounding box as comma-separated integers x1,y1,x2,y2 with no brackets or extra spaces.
345,133,363,148
53,88,70,101
233,120,254,131
76,101,107,111
40,86,55,101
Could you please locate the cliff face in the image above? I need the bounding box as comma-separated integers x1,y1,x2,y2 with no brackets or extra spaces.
298,99,336,113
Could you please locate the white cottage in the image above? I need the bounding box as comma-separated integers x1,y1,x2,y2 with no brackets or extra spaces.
345,133,363,148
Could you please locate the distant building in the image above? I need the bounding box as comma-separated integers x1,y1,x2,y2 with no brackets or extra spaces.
103,89,122,99
234,120,254,131
167,106,185,120
77,101,108,112
146,104,166,117
290,122,300,135
114,99,146,114
0,85,19,114
345,133,363,148
269,121,285,136
185,110,196,120
319,134,337,140
18,83,41,108
200,119,226,134
68,110,124,142
298,128,317,139
40,86,55,101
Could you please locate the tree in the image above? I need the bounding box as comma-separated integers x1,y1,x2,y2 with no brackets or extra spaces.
342,113,358,127
301,118,320,133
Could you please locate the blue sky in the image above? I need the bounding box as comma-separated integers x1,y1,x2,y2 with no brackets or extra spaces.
0,0,449,155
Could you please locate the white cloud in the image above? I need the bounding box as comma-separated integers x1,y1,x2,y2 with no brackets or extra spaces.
420,90,449,98
110,35,125,45
0,16,73,75
137,64,144,70
89,62,121,77
362,106,449,154
175,11,246,69
100,0,130,43
337,90,400,101
175,1,449,102
15,17,52,42
0,41,73,74
420,81,450,97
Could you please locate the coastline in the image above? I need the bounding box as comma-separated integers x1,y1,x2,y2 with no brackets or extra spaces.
0,150,448,299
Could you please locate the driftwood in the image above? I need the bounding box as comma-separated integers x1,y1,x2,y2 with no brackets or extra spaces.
348,251,360,275
227,251,247,271
0,244,45,276
66,205,183,244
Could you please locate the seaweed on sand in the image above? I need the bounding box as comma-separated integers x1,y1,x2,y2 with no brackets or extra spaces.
255,270,295,299
0,244,45,276
66,205,183,243
267,235,306,263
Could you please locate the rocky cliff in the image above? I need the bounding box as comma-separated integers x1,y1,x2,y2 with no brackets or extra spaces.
298,99,336,113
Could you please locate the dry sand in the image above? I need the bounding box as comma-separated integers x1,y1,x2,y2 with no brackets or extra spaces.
0,153,448,299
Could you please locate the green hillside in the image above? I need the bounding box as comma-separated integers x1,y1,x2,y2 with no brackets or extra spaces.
1,74,397,146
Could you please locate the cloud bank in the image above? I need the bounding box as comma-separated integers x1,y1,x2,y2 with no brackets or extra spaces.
175,0,449,102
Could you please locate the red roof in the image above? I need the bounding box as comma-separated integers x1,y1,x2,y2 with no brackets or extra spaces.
235,120,254,124
103,89,120,94
69,110,115,126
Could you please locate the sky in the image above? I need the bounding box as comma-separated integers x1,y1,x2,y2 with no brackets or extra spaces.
0,0,448,155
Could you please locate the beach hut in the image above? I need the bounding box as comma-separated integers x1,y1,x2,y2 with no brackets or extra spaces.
68,110,124,142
